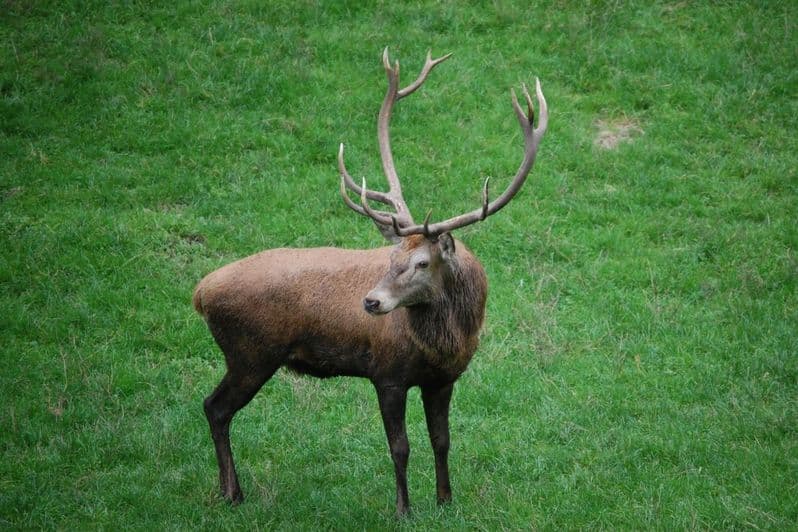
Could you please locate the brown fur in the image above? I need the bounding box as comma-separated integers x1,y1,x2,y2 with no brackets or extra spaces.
194,237,486,383
195,235,488,513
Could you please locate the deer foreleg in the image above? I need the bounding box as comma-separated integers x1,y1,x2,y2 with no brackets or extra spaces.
422,383,454,504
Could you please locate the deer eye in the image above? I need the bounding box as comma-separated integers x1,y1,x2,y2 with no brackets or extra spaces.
416,260,429,270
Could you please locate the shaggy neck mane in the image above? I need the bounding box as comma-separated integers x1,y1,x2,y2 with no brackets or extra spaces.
405,254,486,368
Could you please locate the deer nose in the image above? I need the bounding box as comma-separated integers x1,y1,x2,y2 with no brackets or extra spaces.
363,298,381,313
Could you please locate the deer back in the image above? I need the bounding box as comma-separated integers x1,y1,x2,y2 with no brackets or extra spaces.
194,247,391,361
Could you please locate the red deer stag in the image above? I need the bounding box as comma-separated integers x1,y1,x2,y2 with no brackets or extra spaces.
193,49,548,516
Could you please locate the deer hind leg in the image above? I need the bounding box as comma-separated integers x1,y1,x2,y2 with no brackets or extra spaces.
203,363,278,503
375,383,411,516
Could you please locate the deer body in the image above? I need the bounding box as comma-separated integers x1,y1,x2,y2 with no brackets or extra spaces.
195,49,547,516
194,238,486,384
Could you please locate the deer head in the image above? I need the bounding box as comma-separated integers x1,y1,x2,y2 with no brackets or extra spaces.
362,233,456,315
340,49,548,314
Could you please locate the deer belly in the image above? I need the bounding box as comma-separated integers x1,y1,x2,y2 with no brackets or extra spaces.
284,337,372,379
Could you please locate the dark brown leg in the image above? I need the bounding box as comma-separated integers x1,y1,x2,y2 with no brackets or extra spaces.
203,369,275,503
421,383,454,505
375,383,410,516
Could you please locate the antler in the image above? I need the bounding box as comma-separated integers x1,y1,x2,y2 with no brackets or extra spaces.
396,78,548,237
340,50,548,239
339,48,452,231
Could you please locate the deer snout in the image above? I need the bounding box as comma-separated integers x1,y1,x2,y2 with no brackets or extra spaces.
363,297,381,314
364,285,399,315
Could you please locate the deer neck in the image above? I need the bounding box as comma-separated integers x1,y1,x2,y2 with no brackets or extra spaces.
405,256,487,371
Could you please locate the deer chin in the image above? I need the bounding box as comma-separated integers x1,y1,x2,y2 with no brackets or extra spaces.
365,306,390,316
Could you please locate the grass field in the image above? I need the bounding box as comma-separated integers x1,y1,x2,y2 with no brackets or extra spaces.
2,1,796,529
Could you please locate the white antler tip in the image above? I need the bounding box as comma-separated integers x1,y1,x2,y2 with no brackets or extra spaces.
535,77,548,127
383,47,391,70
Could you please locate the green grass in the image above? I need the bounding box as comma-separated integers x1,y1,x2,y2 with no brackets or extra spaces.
2,0,796,528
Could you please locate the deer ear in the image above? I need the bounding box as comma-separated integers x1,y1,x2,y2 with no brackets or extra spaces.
438,232,456,259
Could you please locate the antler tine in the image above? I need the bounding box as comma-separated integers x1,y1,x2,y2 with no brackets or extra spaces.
510,86,532,138
339,172,396,220
397,50,453,99
480,177,490,220
533,77,549,133
359,178,395,226
395,77,548,238
382,46,399,76
339,171,367,216
422,209,433,236
338,143,397,207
